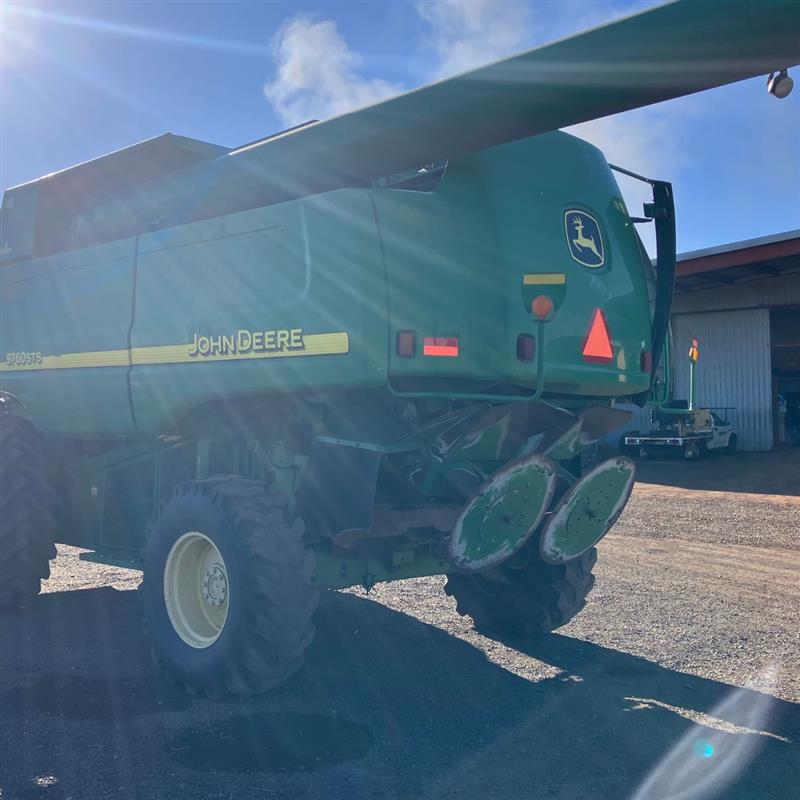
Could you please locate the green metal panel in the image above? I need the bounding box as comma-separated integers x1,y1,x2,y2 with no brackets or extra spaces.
129,189,388,432
1,133,654,437
376,133,653,398
0,238,137,435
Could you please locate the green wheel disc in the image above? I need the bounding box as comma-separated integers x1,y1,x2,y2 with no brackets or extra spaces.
539,456,635,564
448,454,557,573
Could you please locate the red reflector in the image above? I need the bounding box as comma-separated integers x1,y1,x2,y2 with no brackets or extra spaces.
531,295,554,320
640,350,652,373
423,337,459,357
517,334,535,362
582,309,613,363
396,330,416,358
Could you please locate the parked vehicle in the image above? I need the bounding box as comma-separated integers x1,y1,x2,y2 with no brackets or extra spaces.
624,405,737,459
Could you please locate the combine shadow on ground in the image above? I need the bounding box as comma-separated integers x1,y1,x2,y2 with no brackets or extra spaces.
1,586,798,799
632,449,800,497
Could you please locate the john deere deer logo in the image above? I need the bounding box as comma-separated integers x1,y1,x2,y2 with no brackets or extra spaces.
564,210,604,268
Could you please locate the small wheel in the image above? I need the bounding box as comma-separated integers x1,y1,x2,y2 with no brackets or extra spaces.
0,414,58,607
140,476,318,696
727,434,737,454
445,545,597,635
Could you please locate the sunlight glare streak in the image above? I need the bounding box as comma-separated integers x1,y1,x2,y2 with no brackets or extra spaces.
1,1,41,67
631,666,783,800
2,25,169,125
10,3,270,58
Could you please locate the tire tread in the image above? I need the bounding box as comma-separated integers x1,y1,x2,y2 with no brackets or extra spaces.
140,474,318,697
0,415,58,607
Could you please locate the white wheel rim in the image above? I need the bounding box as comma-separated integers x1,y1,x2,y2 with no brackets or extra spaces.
164,531,229,649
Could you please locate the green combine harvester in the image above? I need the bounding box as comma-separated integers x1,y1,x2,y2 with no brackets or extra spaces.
2,0,798,696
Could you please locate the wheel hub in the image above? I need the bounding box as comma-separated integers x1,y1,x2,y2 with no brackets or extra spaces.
202,564,228,607
163,531,230,649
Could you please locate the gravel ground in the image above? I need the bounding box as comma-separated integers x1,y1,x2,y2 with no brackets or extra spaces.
1,479,798,800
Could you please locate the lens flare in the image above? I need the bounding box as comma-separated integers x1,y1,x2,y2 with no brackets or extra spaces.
632,666,782,800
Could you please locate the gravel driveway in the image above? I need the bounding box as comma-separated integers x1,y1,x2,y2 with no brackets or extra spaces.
1,480,798,800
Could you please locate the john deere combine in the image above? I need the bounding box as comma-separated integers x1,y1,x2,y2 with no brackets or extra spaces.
2,0,798,695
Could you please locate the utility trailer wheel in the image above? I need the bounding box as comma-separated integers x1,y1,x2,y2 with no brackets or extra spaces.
444,545,597,636
140,476,318,697
727,434,738,454
0,414,58,607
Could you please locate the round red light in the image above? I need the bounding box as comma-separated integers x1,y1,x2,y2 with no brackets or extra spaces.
531,295,554,319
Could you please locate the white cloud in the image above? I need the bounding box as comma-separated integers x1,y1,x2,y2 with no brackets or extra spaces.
568,109,689,254
415,0,531,78
264,15,403,127
412,0,684,253
261,2,685,256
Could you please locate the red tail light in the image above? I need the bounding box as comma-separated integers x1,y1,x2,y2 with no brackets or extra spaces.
640,350,652,373
423,337,459,357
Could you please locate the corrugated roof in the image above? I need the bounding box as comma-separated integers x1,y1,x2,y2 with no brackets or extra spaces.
673,229,800,293
677,229,800,262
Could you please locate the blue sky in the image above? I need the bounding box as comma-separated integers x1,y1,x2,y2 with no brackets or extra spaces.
2,0,798,254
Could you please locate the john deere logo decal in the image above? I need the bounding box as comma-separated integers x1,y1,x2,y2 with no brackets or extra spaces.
565,210,604,268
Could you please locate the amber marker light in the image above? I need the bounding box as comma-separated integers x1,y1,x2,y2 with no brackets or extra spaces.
531,295,554,320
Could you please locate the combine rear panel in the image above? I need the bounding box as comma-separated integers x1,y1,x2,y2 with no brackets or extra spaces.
377,132,653,399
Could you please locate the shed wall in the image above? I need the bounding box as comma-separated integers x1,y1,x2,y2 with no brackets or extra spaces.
673,272,800,314
671,309,772,451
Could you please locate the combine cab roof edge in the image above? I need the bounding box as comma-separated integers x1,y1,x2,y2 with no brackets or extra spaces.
4,133,228,196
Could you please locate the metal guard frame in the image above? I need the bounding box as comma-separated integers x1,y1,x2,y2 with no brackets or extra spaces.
609,165,676,406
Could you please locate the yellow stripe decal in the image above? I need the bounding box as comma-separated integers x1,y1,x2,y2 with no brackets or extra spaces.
0,332,350,372
522,273,567,285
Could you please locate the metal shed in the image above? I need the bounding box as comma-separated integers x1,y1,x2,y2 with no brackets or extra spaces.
611,230,800,452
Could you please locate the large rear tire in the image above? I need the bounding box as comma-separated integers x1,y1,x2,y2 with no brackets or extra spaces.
444,545,597,635
140,475,318,697
0,414,58,607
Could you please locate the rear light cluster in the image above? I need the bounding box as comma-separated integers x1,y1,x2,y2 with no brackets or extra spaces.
423,337,459,357
396,332,460,358
398,331,536,362
398,308,625,367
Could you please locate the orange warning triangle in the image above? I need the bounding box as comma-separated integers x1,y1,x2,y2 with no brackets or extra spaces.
582,309,613,362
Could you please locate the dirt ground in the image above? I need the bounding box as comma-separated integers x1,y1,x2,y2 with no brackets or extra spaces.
1,458,799,800
632,448,800,497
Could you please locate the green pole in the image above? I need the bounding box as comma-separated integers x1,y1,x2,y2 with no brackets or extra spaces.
688,337,698,411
